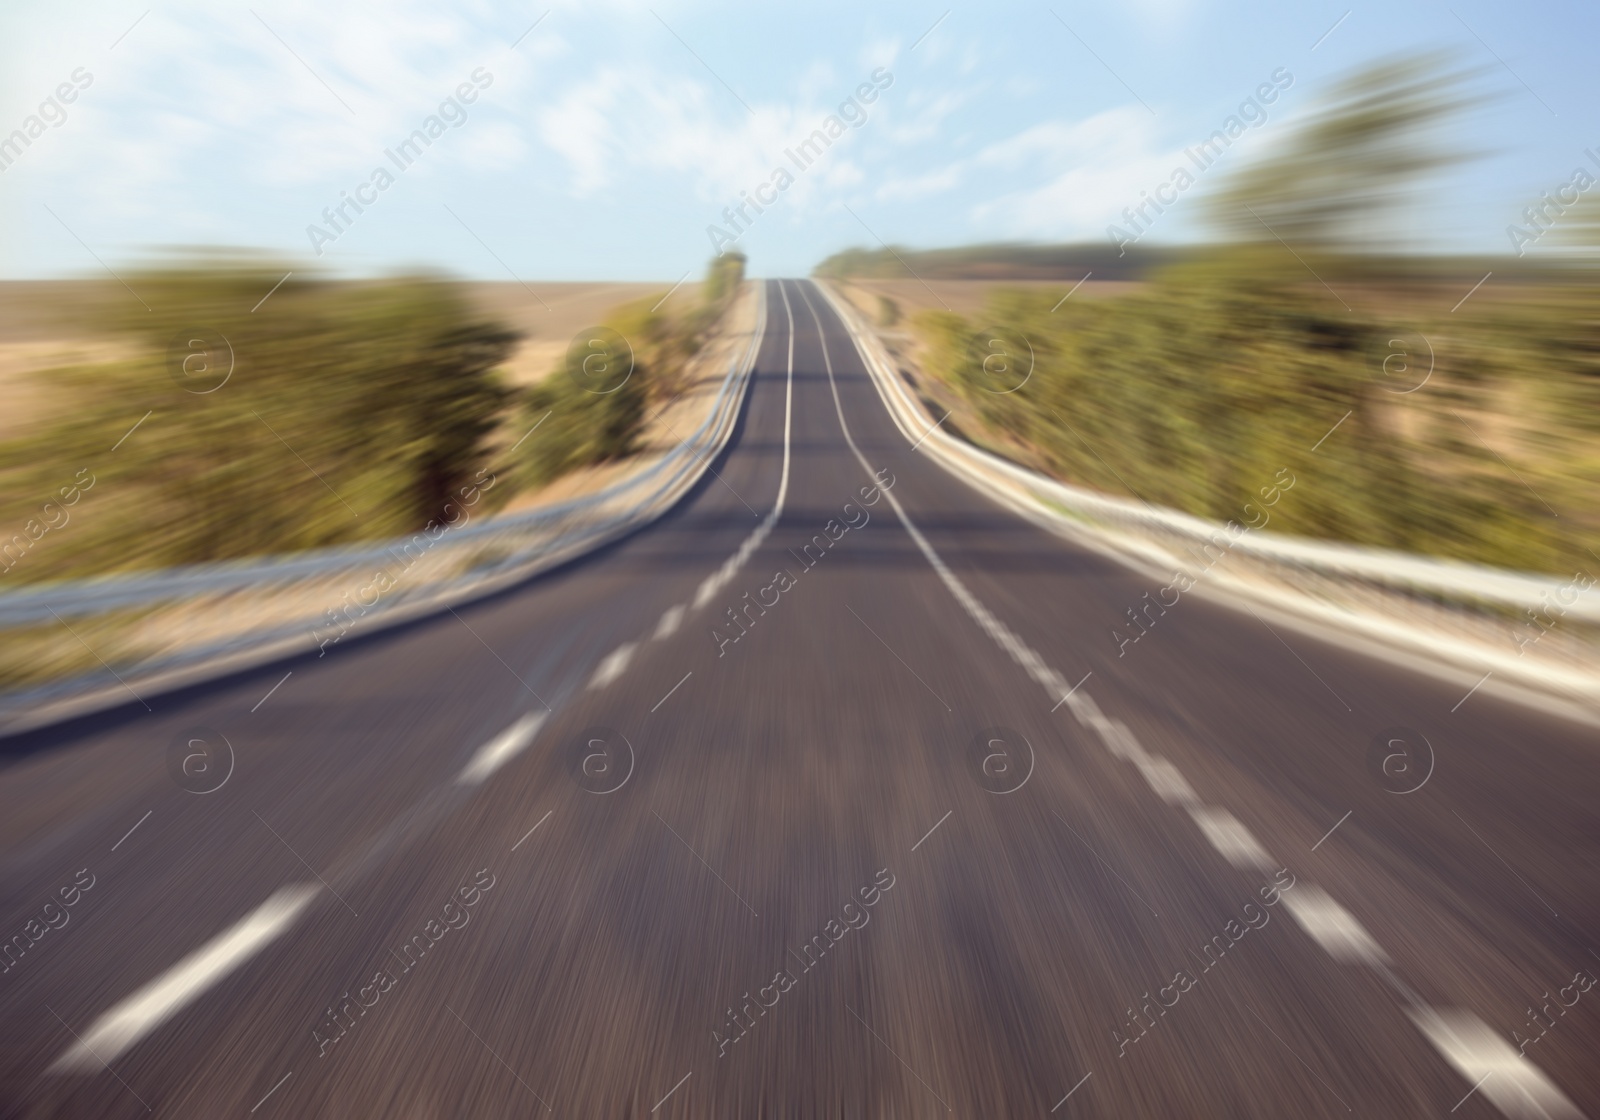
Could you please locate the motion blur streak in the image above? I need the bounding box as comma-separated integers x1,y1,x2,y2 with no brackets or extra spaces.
49,885,318,1072
0,279,1592,1116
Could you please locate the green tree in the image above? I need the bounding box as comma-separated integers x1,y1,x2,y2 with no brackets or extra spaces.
704,250,747,304
0,264,516,577
1203,52,1485,253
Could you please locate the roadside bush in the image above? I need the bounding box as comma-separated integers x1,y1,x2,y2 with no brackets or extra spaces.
0,264,515,581
508,254,747,489
704,251,746,305
515,351,649,488
912,256,1597,575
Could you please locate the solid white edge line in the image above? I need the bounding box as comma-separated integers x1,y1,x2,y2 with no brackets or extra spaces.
52,884,319,1072
810,278,1584,1119
43,306,788,1081
818,278,1600,728
691,279,796,613
794,281,1070,698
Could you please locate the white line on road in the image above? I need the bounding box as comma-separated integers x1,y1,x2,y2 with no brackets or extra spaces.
691,281,796,612
1050,671,1093,712
1135,756,1198,807
1412,1007,1580,1118
800,282,1090,708
1279,885,1388,964
457,713,547,785
45,1005,152,1109
588,643,637,689
52,885,318,1073
654,604,685,639
818,278,1577,1119
1190,807,1276,872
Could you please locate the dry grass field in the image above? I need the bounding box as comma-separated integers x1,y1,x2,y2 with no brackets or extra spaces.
461,281,703,387
0,279,703,440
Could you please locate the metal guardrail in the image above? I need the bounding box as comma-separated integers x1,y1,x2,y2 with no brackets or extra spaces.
0,286,767,728
817,280,1600,705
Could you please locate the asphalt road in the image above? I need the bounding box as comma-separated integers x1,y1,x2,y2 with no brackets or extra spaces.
1,279,1596,1118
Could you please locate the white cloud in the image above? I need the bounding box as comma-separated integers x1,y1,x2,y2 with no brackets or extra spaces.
963,108,1190,239
883,87,971,146
532,58,897,226
875,165,963,202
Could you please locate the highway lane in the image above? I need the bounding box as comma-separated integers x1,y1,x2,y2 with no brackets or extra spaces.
0,279,1596,1117
0,285,791,1116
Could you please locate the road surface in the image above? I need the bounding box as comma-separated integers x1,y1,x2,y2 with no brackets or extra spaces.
1,279,1596,1118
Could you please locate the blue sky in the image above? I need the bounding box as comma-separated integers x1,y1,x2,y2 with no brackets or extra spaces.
1,0,1594,280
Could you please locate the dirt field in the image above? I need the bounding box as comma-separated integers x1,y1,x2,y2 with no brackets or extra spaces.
0,279,704,440
462,281,703,387
496,281,759,512
0,282,145,442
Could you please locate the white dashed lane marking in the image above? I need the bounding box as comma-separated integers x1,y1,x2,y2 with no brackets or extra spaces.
814,278,1582,1119
1097,718,1149,765
52,885,318,1072
1136,756,1199,807
1190,807,1276,873
588,643,637,690
49,291,792,1087
1278,884,1389,965
456,713,547,785
1409,1007,1581,1118
654,604,685,639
